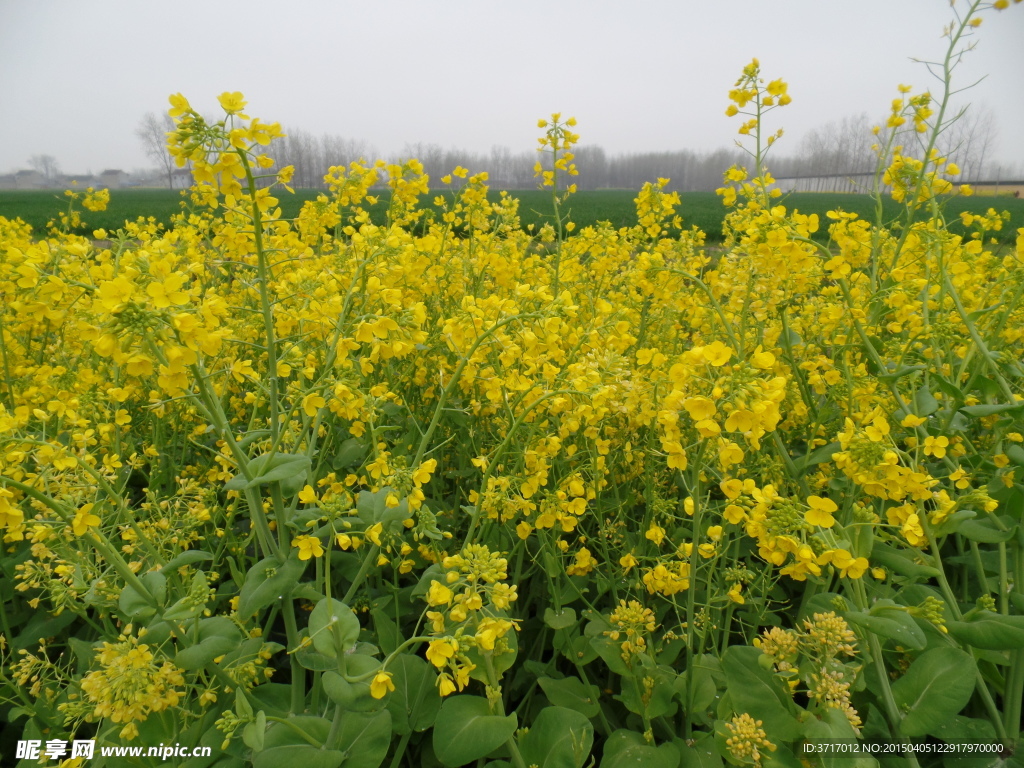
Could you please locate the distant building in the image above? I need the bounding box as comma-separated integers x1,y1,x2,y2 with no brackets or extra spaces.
171,168,194,189
0,170,48,189
98,169,129,189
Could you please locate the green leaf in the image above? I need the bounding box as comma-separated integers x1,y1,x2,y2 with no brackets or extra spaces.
619,665,676,719
308,598,360,658
433,695,518,767
518,706,594,768
295,644,339,671
676,663,718,714
878,363,926,383
335,710,392,768
913,387,939,416
160,550,214,574
930,715,995,743
960,402,1024,417
225,452,311,497
371,608,402,655
931,509,978,537
601,731,680,768
237,553,308,617
677,733,723,768
932,375,964,405
386,654,442,735
163,571,211,621
544,607,577,630
175,635,237,671
958,518,1017,543
322,670,378,713
868,543,941,580
254,716,342,768
845,607,926,650
799,441,840,474
356,489,388,524
722,646,802,742
947,611,1024,650
12,609,76,650
253,747,343,768
118,571,165,619
242,710,267,752
537,676,601,718
1006,443,1024,467
332,437,369,470
891,646,977,737
588,636,631,676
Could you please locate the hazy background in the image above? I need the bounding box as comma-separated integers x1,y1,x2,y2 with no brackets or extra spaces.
1,0,1022,183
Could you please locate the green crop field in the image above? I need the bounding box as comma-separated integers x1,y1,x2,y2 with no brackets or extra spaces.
2,187,1021,244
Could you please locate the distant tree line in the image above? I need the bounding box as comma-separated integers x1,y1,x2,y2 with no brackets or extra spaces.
134,108,1019,192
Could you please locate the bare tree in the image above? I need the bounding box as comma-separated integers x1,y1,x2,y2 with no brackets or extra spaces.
28,154,61,184
136,112,177,188
795,113,876,177
938,104,998,180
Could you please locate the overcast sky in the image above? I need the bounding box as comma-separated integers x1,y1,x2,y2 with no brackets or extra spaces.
1,0,1022,177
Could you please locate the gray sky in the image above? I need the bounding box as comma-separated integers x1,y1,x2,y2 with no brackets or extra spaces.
1,0,1022,176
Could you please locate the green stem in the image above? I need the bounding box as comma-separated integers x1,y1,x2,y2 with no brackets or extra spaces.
0,475,159,609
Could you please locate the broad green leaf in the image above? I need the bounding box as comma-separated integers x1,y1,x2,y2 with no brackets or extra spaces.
678,732,723,767
225,452,311,497
433,695,518,767
175,635,237,671
118,571,165,619
295,644,338,671
957,518,1016,543
619,665,676,719
891,646,977,737
335,710,392,768
675,663,718,714
160,550,214,574
960,402,1024,417
332,437,369,470
237,553,308,617
253,746,343,768
932,375,964,404
913,387,939,416
868,544,941,580
845,604,926,649
589,636,631,676
309,597,361,658
12,609,76,650
1004,443,1024,467
255,715,338,768
799,441,840,474
163,571,211,621
931,715,995,743
544,607,577,630
879,363,926,382
722,645,802,742
518,706,594,768
601,731,680,768
371,607,402,655
538,676,601,718
931,509,977,537
947,611,1024,650
322,670,377,713
242,710,267,752
386,654,442,735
